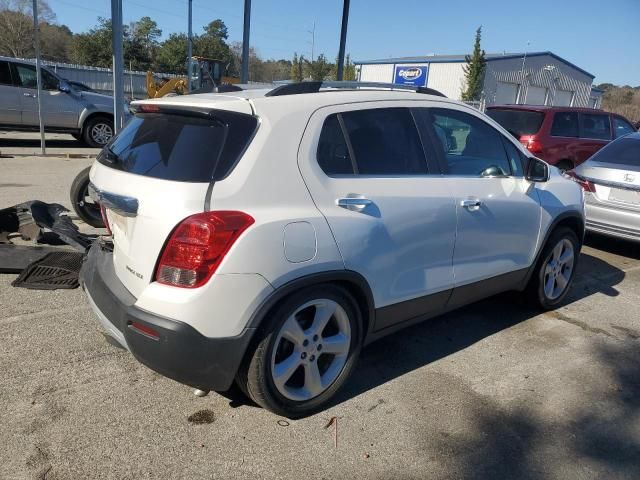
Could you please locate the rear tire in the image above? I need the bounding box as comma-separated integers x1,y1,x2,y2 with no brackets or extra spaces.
70,166,105,228
82,115,114,148
236,285,363,418
526,227,580,310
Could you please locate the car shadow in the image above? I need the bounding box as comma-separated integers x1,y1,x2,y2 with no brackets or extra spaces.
333,250,625,408
584,232,640,260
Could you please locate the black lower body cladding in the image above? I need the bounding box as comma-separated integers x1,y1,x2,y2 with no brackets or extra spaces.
80,243,255,391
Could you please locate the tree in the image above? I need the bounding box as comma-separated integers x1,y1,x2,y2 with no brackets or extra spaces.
0,0,55,58
305,53,332,81
155,33,188,73
70,17,114,67
461,26,486,101
129,16,161,69
195,19,232,64
290,52,304,82
332,53,355,81
40,23,72,62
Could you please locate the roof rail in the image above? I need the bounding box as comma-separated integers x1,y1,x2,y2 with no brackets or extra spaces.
265,81,446,98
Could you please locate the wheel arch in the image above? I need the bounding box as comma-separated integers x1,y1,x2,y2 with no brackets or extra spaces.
522,210,585,289
247,270,375,340
80,110,113,133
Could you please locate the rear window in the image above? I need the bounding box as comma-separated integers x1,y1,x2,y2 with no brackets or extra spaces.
589,137,640,166
99,110,258,182
486,109,544,137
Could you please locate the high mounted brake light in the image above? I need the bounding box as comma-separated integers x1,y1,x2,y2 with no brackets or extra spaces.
155,211,254,288
135,104,161,113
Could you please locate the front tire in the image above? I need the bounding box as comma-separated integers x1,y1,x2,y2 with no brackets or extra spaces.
237,285,363,418
82,116,114,148
527,227,580,309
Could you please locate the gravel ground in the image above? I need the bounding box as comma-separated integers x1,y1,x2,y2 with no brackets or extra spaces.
1,152,640,480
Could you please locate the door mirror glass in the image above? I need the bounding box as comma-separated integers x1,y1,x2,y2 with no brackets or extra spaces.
58,79,71,93
526,157,549,182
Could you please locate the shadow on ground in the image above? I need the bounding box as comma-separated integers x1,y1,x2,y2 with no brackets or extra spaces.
0,137,84,149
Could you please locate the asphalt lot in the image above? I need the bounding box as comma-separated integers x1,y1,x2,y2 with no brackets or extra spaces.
1,151,640,480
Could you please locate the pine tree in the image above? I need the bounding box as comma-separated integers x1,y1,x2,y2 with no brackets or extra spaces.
290,52,304,82
461,26,486,101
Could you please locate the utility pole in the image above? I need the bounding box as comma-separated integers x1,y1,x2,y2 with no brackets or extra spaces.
32,0,45,155
187,0,192,91
241,0,251,84
308,22,315,62
336,0,350,81
111,0,124,133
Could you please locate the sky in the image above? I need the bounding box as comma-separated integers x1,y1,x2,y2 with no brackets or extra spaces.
47,0,639,85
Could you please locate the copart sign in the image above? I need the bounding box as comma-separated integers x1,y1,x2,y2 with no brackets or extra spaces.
393,64,429,86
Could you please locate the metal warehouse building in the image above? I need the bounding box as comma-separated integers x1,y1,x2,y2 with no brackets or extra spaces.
355,51,601,108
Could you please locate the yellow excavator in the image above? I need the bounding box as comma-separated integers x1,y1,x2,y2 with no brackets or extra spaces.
146,56,240,98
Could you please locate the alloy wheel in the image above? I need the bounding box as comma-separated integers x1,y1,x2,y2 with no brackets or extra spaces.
543,238,575,300
90,123,113,146
270,299,351,402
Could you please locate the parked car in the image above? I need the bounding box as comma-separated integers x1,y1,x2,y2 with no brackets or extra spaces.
80,83,584,417
486,105,636,171
571,132,640,241
0,56,118,147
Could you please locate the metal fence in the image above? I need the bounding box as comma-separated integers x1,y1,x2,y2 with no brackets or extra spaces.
21,59,181,99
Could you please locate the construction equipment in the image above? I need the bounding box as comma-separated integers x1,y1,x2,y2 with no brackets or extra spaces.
146,56,240,98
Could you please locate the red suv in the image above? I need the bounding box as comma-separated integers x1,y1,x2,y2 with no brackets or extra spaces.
486,105,636,170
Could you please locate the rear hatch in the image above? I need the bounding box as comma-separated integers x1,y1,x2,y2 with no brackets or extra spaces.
486,108,546,154
90,101,258,297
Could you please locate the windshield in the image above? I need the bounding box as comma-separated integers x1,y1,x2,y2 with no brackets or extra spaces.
486,109,545,137
589,137,640,167
98,110,258,182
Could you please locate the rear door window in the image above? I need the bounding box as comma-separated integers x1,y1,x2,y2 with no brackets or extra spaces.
551,112,579,137
426,108,512,176
580,113,611,140
485,109,544,138
331,108,428,175
613,117,636,138
317,114,354,175
99,110,258,182
0,61,12,85
14,64,37,88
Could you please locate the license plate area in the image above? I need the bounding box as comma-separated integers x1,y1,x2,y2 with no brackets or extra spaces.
608,187,640,206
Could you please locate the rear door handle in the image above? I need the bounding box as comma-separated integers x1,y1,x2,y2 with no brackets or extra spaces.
337,196,372,212
23,92,36,98
460,199,482,209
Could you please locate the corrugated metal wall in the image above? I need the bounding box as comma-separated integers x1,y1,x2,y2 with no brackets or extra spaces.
484,55,593,107
29,59,180,99
426,62,465,100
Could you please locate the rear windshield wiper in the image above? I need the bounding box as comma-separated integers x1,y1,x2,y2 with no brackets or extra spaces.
99,145,119,164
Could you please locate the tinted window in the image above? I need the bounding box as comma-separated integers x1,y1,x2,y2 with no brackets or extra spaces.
551,112,579,137
41,69,59,90
589,137,640,166
0,61,12,85
613,117,636,138
486,109,544,137
429,108,512,176
340,108,428,175
317,114,353,175
581,113,611,140
14,64,37,88
99,110,258,182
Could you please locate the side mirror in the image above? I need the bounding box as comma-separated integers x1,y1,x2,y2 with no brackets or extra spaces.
526,157,549,182
58,80,71,93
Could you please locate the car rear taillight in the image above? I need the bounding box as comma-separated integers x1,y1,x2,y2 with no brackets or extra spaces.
522,137,543,155
155,211,254,288
566,171,596,193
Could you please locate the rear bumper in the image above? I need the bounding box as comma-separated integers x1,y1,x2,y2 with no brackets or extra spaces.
80,243,255,391
585,199,640,242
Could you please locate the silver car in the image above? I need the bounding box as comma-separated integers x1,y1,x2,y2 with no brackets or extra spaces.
0,56,117,147
573,132,640,241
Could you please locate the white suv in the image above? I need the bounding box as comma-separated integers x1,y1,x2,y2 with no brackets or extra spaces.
81,82,584,417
